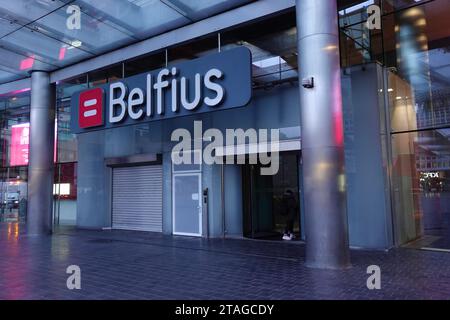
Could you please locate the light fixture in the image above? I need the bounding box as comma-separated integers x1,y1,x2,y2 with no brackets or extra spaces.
71,40,82,48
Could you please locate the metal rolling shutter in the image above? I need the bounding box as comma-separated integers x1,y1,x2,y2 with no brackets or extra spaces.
112,165,163,232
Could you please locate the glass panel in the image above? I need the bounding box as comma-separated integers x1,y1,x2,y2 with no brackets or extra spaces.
338,0,384,67
53,162,77,226
0,166,28,224
56,75,88,100
385,0,450,131
124,51,165,77
56,99,77,163
0,69,23,84
0,0,255,74
243,153,300,240
31,5,134,55
392,130,450,250
382,0,432,14
222,11,298,87
0,93,31,167
88,64,123,87
0,47,53,75
0,27,93,67
72,0,189,40
0,93,30,224
0,0,66,23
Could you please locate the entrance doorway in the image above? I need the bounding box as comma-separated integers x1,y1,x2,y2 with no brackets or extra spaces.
242,152,301,240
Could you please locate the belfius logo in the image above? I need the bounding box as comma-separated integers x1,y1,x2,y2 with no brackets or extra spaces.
78,88,104,128
71,47,252,134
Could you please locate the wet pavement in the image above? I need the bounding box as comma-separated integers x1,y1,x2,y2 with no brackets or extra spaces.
0,222,449,300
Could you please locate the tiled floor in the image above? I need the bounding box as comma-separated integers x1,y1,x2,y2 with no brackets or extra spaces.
0,223,449,300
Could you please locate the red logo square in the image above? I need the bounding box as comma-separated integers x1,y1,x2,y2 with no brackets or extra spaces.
78,88,104,128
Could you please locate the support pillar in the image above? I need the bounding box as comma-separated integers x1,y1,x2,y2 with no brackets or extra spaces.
296,0,351,269
27,71,55,235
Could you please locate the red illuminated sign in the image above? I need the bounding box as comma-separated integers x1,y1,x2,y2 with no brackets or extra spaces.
10,123,29,166
9,122,57,166
78,88,104,128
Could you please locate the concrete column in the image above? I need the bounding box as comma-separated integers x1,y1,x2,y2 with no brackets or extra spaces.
296,0,350,269
27,71,55,235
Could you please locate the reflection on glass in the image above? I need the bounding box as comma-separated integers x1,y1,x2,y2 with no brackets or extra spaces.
392,130,450,249
0,167,28,224
387,0,450,249
53,162,77,226
222,12,298,88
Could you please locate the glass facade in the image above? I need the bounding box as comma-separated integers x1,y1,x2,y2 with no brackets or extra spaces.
339,0,450,248
384,0,450,248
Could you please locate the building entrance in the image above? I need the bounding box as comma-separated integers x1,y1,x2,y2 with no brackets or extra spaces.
242,152,301,241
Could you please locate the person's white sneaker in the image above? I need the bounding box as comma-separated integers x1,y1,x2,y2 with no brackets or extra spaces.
282,234,291,241
289,233,295,240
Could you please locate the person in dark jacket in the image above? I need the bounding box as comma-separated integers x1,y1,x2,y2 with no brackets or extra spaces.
281,189,298,241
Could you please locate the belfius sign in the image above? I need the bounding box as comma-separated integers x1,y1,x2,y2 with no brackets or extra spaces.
71,47,252,133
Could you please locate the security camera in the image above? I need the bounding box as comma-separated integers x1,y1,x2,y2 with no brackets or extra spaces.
302,77,314,89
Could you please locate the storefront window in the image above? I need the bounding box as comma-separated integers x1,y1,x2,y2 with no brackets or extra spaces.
387,0,450,248
0,93,30,223
386,0,450,131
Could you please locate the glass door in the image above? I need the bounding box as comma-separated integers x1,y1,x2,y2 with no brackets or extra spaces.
243,152,301,240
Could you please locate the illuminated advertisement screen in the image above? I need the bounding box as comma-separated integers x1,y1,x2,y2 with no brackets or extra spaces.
9,122,57,166
10,123,30,166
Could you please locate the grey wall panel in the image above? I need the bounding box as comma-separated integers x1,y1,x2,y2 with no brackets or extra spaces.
77,130,109,229
342,63,392,249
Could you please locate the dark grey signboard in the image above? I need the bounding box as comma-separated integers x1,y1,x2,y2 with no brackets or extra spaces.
71,47,252,134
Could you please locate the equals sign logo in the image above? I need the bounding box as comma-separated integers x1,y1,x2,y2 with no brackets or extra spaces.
78,88,104,128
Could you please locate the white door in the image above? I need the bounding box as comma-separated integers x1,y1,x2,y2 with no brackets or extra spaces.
173,173,202,236
112,165,163,232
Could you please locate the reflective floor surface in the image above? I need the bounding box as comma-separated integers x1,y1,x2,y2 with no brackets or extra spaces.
0,223,449,300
